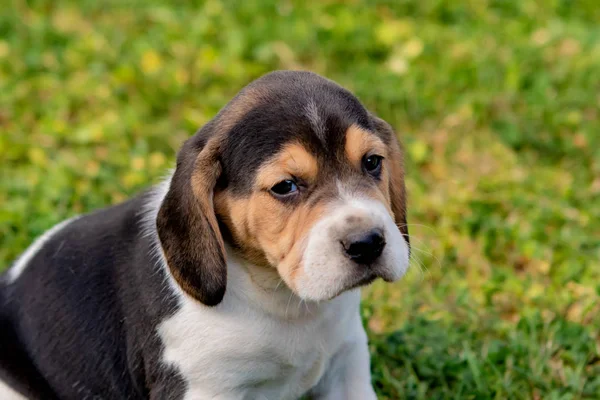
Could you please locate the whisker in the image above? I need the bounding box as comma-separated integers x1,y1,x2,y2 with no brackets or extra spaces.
298,298,313,316
285,290,294,319
408,244,434,257
274,278,284,292
411,246,443,270
397,231,444,269
270,278,285,304
409,252,428,278
396,223,439,234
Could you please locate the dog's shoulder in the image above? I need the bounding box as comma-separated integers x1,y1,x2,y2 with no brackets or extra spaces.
1,191,185,399
3,195,144,296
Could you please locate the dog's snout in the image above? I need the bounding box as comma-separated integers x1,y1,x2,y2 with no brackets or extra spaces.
342,228,385,265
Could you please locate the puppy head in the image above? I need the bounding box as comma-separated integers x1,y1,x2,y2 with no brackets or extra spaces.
157,71,410,305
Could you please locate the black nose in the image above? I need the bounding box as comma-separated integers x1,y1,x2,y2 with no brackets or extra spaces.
342,229,386,265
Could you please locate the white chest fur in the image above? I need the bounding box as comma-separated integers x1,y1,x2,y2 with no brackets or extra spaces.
157,257,363,400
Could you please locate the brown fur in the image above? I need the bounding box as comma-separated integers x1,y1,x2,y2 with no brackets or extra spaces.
344,124,387,168
254,143,319,189
369,115,409,241
157,136,228,305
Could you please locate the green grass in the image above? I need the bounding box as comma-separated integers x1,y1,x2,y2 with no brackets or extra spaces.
1,1,599,398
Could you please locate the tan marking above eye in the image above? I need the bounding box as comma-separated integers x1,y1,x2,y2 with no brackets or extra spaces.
345,124,387,168
255,143,319,189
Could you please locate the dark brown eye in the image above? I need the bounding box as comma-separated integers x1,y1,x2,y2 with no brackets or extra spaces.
270,180,298,197
363,155,383,175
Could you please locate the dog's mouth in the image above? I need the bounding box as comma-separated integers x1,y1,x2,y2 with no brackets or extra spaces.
324,271,379,300
348,272,378,290
340,260,406,294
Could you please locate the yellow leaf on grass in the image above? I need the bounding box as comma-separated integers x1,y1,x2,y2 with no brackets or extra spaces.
386,53,408,75
408,140,429,163
566,110,582,125
149,152,166,169
28,148,48,166
526,283,544,299
0,41,9,58
86,161,100,177
131,157,145,171
531,29,551,46
375,20,413,46
403,38,424,59
141,50,163,75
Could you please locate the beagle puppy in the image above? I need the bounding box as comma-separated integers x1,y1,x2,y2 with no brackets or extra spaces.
0,71,410,400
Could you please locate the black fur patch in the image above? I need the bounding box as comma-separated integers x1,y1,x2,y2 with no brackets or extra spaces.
1,195,186,399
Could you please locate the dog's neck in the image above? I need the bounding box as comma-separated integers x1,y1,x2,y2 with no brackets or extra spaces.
224,246,330,321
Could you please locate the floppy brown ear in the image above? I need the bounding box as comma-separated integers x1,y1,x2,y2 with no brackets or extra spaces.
156,134,226,306
370,114,410,246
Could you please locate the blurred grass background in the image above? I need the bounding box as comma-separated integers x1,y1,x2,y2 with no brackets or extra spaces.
1,1,599,398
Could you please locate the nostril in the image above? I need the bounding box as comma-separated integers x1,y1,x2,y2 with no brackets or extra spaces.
342,228,386,265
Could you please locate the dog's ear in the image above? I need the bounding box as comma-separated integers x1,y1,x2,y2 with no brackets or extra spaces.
157,132,226,306
370,114,409,246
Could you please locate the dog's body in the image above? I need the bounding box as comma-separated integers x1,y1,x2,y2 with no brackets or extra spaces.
1,194,184,400
1,71,410,399
1,184,372,400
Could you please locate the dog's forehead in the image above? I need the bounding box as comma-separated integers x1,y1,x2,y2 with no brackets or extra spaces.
218,72,384,192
